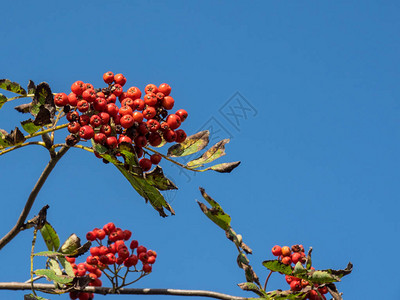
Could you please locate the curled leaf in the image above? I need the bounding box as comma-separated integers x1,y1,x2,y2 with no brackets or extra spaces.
187,139,229,168
0,79,27,95
144,166,178,190
205,161,241,173
167,130,209,157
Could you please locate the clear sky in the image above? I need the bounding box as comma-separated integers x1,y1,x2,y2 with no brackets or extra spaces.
1,1,399,299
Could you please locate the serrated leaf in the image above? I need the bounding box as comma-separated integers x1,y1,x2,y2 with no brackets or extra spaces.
144,166,178,190
58,256,75,277
14,103,32,113
33,106,52,126
24,294,49,300
265,290,308,300
67,241,91,258
40,222,60,251
4,127,26,145
197,187,231,231
21,119,42,135
262,260,293,275
205,161,241,173
0,79,27,95
187,139,230,167
167,130,209,157
34,269,73,284
0,93,6,110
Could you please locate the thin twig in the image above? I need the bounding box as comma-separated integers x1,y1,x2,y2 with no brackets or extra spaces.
0,146,70,250
30,229,38,296
0,283,248,300
263,270,273,291
0,142,46,156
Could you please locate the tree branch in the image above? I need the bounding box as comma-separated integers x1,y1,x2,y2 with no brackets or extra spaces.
0,146,70,250
0,283,248,300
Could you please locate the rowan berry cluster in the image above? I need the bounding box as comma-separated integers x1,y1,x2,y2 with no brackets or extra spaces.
271,244,328,300
56,72,188,171
68,222,156,300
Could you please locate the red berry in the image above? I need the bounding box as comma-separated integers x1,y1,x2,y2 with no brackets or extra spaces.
94,97,107,111
143,106,156,119
114,74,127,86
291,252,302,264
120,114,135,129
272,245,282,256
150,154,162,165
147,119,160,132
107,94,117,104
175,109,188,122
94,133,107,145
82,89,96,103
79,115,90,126
281,256,292,265
78,292,90,300
100,124,112,136
77,100,89,113
144,93,157,106
90,115,102,128
68,122,81,134
142,263,152,273
147,255,156,264
118,135,132,144
106,103,119,118
123,230,132,240
134,146,144,158
138,122,149,135
134,135,148,148
163,129,177,142
119,105,133,116
103,71,114,84
158,83,171,96
71,81,85,96
145,84,158,94
126,86,142,99
166,114,181,130
139,158,152,171
54,93,69,107
132,99,145,111
112,84,123,97
130,240,139,249
175,129,187,143
161,96,174,110
68,93,79,106
66,256,76,263
106,136,118,149
132,111,144,123
290,280,302,291
281,246,291,257
148,132,162,146
79,125,94,140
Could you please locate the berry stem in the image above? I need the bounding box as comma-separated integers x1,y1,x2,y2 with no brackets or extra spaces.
6,94,35,102
143,146,205,173
50,108,65,142
0,141,46,156
0,146,69,250
263,270,273,291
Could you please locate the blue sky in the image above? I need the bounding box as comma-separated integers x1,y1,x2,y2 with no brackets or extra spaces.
1,1,399,299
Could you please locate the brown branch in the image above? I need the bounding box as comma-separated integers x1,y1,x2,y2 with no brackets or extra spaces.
0,283,248,300
0,146,70,250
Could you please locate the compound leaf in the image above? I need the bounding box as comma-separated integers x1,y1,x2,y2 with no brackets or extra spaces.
167,130,209,157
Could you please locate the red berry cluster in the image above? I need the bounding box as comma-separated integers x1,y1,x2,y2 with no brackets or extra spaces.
271,244,328,300
68,222,156,300
56,72,188,171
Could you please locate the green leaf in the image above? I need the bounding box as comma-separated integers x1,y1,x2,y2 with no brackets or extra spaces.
197,187,231,231
167,130,209,157
306,247,312,270
99,149,175,217
0,79,27,95
34,269,74,284
58,256,75,277
48,258,62,276
262,260,293,275
27,80,36,95
309,270,340,284
321,262,353,279
265,290,308,300
293,262,307,276
2,127,26,146
237,282,267,297
237,253,250,265
40,222,60,251
205,161,241,173
24,294,49,300
187,139,230,167
59,233,81,255
21,119,42,135
144,166,178,190
34,251,63,257
0,93,7,110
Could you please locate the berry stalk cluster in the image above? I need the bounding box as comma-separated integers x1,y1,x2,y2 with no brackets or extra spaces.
55,72,188,171
67,222,156,300
271,244,328,300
